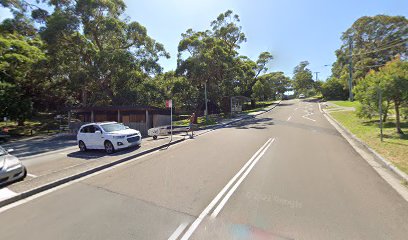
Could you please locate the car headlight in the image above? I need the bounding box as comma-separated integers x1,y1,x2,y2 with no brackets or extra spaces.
113,135,126,139
5,157,21,169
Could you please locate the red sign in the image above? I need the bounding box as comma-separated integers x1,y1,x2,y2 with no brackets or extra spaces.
166,100,172,108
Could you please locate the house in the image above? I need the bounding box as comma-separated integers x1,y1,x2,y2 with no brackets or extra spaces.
68,106,171,136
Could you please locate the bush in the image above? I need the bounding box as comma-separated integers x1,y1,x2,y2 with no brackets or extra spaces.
322,77,348,100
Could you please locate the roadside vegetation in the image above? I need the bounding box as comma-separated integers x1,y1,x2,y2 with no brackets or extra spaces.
330,108,408,175
0,1,292,138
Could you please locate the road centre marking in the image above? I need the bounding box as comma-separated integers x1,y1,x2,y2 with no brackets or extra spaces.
27,173,37,178
302,112,316,122
179,138,275,240
287,116,292,121
210,138,275,218
168,222,189,240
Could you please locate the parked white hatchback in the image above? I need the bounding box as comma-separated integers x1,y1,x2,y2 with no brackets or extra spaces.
77,122,142,154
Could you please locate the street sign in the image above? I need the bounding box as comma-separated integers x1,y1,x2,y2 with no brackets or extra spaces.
166,99,172,108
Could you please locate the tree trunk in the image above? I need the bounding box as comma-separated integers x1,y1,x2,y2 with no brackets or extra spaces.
382,100,389,122
395,103,403,134
251,99,256,108
17,119,25,126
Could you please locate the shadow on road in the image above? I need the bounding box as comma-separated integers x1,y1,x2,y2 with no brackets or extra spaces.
2,135,77,158
67,145,142,160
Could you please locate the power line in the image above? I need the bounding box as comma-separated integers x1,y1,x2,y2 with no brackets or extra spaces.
351,39,408,57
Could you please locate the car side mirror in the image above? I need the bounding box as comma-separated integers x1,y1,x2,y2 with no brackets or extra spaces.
7,148,14,153
125,126,130,129
95,130,102,134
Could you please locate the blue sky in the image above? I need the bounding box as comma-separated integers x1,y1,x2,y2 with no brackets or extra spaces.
1,0,407,80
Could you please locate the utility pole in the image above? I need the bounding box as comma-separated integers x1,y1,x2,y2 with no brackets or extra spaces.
204,81,208,123
379,88,383,142
314,72,320,81
348,36,354,101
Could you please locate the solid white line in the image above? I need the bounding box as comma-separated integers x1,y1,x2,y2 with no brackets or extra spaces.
168,222,189,240
0,188,17,201
211,138,275,218
287,116,292,121
0,149,162,214
318,102,323,113
302,113,316,122
27,173,37,178
180,138,274,240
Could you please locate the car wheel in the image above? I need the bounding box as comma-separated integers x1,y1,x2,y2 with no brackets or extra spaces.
153,135,157,140
104,141,115,154
79,141,87,152
17,166,27,182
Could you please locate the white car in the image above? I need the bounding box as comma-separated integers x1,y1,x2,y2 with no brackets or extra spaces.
0,146,27,186
299,94,305,99
77,122,142,154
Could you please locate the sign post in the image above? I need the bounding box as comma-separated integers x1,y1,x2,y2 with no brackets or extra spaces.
166,100,173,141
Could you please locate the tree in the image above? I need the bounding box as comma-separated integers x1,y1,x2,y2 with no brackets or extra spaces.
177,10,247,108
354,57,408,134
0,29,46,125
321,77,349,100
2,0,170,108
292,61,314,95
251,72,290,100
331,15,408,89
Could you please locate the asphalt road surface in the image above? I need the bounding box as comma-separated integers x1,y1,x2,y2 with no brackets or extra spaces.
1,99,408,240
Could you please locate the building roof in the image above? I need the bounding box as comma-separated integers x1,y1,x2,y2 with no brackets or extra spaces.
69,105,170,114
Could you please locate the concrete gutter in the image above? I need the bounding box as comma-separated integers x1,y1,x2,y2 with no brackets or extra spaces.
322,107,408,184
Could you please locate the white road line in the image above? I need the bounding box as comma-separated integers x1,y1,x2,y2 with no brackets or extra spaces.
211,138,275,218
180,138,274,240
287,116,292,121
0,188,17,201
302,113,316,122
27,173,38,178
168,222,189,240
0,148,163,214
318,102,323,113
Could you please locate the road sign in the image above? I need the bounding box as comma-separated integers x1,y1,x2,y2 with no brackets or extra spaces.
166,99,172,108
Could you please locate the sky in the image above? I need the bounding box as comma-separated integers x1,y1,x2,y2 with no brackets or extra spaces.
1,0,407,80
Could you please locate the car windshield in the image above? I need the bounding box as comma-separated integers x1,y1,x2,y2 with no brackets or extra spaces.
101,123,127,133
0,146,6,156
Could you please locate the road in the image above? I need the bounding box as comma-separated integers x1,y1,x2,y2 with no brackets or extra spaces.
1,99,408,240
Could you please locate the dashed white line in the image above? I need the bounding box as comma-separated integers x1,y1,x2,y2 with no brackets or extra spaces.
168,222,189,240
287,116,292,121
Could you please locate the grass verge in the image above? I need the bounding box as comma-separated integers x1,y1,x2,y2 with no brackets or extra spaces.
329,100,361,108
330,110,408,175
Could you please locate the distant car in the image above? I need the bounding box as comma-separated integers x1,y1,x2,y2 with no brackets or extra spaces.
0,146,27,186
299,94,305,99
282,95,289,100
77,122,142,154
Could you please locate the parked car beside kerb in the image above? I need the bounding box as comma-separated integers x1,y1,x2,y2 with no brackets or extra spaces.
0,146,27,186
77,122,142,154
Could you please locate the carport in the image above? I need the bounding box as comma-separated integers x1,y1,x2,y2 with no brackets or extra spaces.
68,106,171,136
